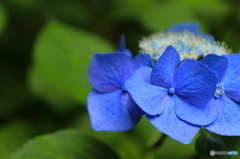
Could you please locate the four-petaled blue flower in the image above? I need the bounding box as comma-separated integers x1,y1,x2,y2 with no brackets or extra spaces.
88,35,152,131
201,53,240,135
124,46,218,144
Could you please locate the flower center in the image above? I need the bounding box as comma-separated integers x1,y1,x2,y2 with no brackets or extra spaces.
139,31,231,61
214,83,225,98
168,88,175,95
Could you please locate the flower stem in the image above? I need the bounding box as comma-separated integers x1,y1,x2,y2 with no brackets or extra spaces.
141,133,167,159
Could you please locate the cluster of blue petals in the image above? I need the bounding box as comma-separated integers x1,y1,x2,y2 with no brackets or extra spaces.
88,35,152,131
88,23,240,144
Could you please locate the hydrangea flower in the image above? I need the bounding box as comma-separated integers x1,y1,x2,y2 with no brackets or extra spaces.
88,22,238,145
88,36,152,131
201,53,240,135
124,46,218,144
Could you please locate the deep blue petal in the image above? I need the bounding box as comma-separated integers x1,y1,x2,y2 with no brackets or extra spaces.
206,96,240,135
89,52,135,92
222,54,240,102
118,34,132,57
200,54,228,83
175,96,217,126
147,95,200,144
124,66,168,115
125,92,145,117
133,54,153,69
165,22,213,40
87,89,141,131
151,46,180,88
165,22,200,33
174,59,217,108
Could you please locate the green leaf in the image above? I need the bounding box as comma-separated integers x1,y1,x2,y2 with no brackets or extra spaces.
29,20,114,108
74,113,197,159
0,3,7,35
9,129,120,159
73,114,154,159
29,67,78,111
196,128,240,159
0,122,36,159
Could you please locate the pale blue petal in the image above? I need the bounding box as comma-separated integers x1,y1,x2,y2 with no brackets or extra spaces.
147,95,200,144
222,54,240,83
124,66,168,115
174,59,217,107
200,54,228,83
151,46,180,88
222,54,240,102
87,89,141,131
89,53,134,92
225,77,240,102
206,96,240,135
175,96,217,126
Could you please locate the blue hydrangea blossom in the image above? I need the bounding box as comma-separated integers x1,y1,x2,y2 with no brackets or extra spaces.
88,36,152,131
88,22,240,144
201,53,240,135
124,46,218,144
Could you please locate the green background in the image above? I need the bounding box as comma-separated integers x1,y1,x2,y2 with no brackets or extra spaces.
1,0,240,158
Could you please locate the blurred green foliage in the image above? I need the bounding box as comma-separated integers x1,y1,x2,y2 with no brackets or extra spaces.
1,0,240,158
0,4,7,35
196,128,240,159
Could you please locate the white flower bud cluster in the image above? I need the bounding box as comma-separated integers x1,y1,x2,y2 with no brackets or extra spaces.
139,31,232,61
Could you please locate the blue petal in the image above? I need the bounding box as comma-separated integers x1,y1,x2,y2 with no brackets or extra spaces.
165,22,200,33
174,59,217,107
197,32,214,40
89,53,135,92
133,54,153,69
124,66,168,115
165,22,213,40
125,92,145,117
200,54,228,83
147,95,200,144
151,46,180,88
225,77,240,102
206,96,240,135
175,96,217,126
118,34,132,57
87,89,141,131
222,54,240,102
